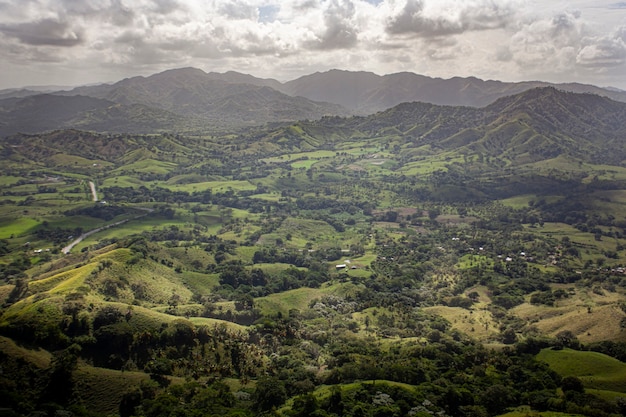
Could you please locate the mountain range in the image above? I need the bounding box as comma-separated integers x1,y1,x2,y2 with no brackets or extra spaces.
1,67,626,136
249,86,626,167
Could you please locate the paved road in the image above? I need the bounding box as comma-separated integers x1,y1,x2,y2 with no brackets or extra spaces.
61,219,129,254
61,207,154,255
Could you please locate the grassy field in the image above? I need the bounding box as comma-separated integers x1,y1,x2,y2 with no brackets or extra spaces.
537,348,626,393
164,180,257,193
0,217,41,239
498,407,585,417
512,289,626,344
424,305,499,342
255,282,356,316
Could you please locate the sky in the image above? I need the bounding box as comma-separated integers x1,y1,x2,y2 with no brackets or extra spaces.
0,0,625,90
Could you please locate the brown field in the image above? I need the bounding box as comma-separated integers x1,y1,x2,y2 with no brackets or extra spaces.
512,287,626,343
424,305,500,342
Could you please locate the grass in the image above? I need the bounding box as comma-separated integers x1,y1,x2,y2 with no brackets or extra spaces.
113,159,177,175
512,288,626,344
74,365,150,414
180,271,220,295
255,282,354,316
0,335,52,368
188,317,248,333
537,348,626,393
424,305,499,341
457,254,493,269
33,263,98,294
0,217,41,239
498,407,585,417
164,180,256,193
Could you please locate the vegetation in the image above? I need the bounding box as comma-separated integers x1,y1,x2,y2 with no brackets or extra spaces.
2,87,626,416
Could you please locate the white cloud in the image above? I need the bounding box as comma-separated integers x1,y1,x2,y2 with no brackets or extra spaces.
577,26,626,67
0,0,625,89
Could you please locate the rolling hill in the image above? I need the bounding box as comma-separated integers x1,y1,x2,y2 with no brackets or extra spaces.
258,87,626,165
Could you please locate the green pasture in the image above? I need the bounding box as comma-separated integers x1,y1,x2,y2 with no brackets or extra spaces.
250,263,308,274
584,163,626,182
291,159,318,169
457,254,493,270
586,190,626,221
101,175,146,188
248,192,282,201
537,348,626,393
498,407,585,417
188,317,248,333
235,246,258,263
72,217,186,250
74,366,150,415
261,150,337,164
3,182,39,193
255,283,352,316
499,194,564,209
0,335,52,368
499,194,536,209
180,272,220,295
113,159,177,175
48,153,113,168
280,380,418,414
0,175,24,186
0,217,41,239
592,189,626,205
29,263,97,294
532,222,625,261
164,179,256,193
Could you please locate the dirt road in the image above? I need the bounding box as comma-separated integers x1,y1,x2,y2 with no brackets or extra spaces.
89,181,98,202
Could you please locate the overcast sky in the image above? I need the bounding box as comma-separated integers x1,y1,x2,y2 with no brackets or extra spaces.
1,0,625,89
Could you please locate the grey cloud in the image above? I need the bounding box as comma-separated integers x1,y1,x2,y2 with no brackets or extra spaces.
295,1,318,11
495,46,513,62
151,0,183,15
306,0,358,50
577,27,626,67
0,18,84,47
386,0,514,37
218,0,258,20
108,0,136,26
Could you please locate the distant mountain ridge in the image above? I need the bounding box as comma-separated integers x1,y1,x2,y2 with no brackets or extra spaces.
60,67,347,122
1,67,626,136
280,69,626,114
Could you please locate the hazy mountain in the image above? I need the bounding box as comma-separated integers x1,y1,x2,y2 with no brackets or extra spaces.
281,70,626,114
61,67,347,123
0,94,197,136
263,87,626,165
3,67,626,137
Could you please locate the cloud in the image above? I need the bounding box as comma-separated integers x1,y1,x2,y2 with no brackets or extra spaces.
0,0,625,89
577,26,626,67
306,0,359,50
385,0,518,37
217,0,259,20
507,11,585,72
0,18,84,47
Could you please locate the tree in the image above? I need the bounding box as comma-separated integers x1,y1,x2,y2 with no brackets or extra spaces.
253,376,287,412
561,376,584,393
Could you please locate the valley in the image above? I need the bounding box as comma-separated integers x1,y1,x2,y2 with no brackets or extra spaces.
1,79,626,417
